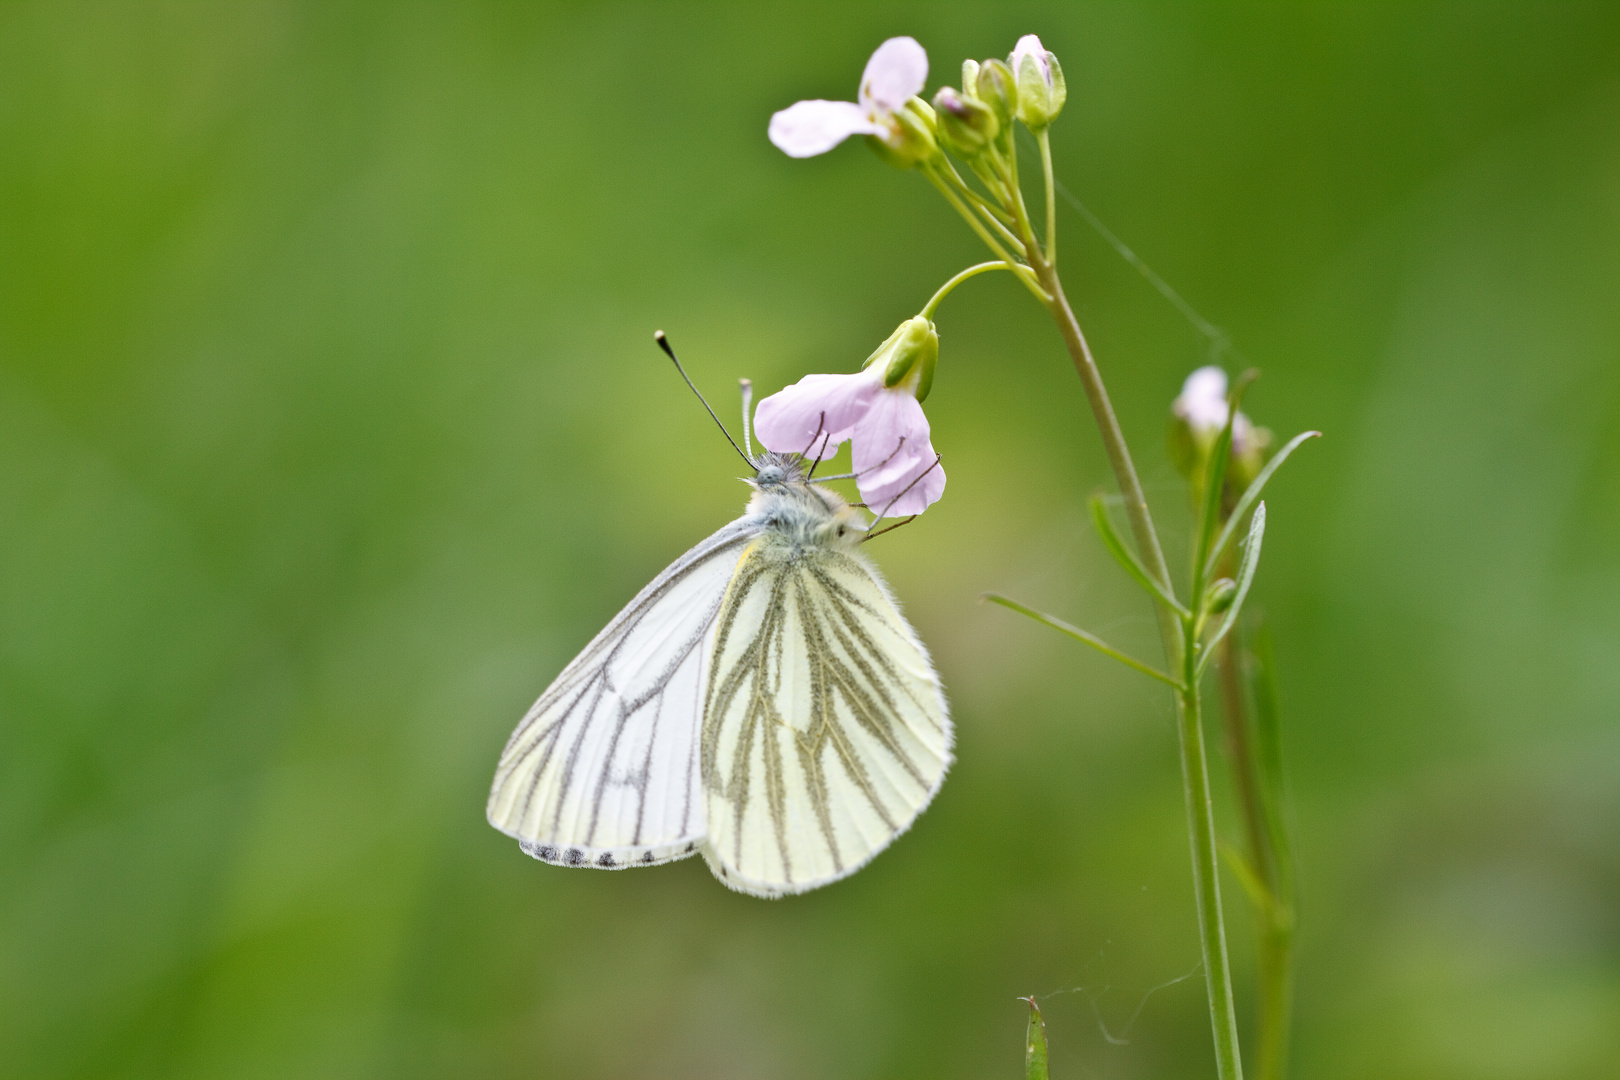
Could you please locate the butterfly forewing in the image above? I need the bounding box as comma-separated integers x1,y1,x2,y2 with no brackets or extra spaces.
700,537,952,896
487,518,758,868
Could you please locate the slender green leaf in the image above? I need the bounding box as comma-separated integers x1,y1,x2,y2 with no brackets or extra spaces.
1198,502,1265,675
985,593,1181,688
1191,371,1256,600
1088,495,1189,617
1020,997,1050,1080
1204,430,1320,580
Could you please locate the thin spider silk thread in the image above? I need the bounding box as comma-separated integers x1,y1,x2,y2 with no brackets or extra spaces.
1017,129,1242,367
1039,962,1203,1047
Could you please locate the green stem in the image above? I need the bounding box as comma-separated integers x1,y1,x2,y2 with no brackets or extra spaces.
1038,130,1057,266
921,138,1246,1080
1180,620,1246,1080
1031,258,1177,622
937,158,1025,246
1030,203,1245,1080
920,261,1015,320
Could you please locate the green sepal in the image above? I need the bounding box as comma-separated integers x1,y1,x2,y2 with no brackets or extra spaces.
861,322,906,370
914,337,937,401
976,58,1018,131
933,86,999,158
1015,49,1066,130
1045,52,1067,121
879,317,938,398
864,98,939,169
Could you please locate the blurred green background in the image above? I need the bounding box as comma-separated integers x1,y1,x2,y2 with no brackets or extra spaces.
3,3,1618,1078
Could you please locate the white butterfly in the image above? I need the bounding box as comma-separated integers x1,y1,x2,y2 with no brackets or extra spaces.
487,366,952,897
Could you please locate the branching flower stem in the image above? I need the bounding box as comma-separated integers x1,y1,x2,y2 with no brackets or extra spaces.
1031,243,1246,1080
925,135,1248,1080
922,168,1046,301
935,160,1023,245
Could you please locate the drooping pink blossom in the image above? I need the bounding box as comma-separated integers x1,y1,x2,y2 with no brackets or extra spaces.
754,365,945,517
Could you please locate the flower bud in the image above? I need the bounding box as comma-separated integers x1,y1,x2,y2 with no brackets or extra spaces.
932,86,999,158
1205,578,1238,614
1169,366,1233,480
864,316,940,402
865,97,939,169
975,58,1018,132
1010,35,1066,129
1169,365,1275,502
961,58,980,90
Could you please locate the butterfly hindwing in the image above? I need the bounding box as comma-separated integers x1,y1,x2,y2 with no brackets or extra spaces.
699,536,953,896
487,518,759,869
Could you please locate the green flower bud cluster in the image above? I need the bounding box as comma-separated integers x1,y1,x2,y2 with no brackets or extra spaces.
863,316,940,402
927,38,1067,166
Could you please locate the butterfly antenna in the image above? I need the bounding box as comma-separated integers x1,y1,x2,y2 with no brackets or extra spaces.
863,515,918,543
654,331,751,467
799,412,828,478
738,379,756,459
805,433,833,478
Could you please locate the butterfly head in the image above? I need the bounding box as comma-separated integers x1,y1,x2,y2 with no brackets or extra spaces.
749,450,803,492
746,452,866,550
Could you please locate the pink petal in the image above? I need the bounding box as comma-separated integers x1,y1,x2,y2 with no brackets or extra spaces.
768,99,882,157
859,37,928,114
850,390,945,515
862,451,946,516
1010,34,1051,83
753,369,881,460
1173,366,1230,433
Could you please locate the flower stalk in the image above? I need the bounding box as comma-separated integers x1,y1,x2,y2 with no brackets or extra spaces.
923,41,1250,1078
919,261,1016,320
765,34,1320,1079
1031,217,1246,1080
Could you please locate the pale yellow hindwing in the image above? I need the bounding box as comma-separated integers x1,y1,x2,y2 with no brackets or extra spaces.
699,535,952,896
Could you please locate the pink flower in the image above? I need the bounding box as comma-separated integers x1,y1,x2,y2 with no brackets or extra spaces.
768,37,929,158
754,361,945,518
1173,366,1257,454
